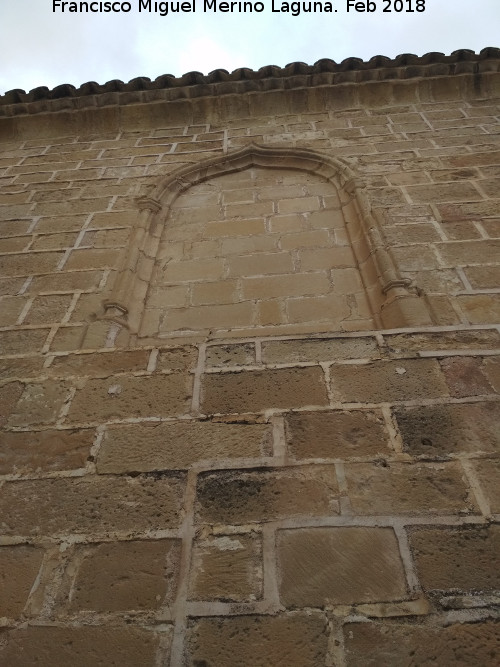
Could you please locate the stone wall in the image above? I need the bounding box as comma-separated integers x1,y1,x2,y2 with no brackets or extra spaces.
0,52,499,664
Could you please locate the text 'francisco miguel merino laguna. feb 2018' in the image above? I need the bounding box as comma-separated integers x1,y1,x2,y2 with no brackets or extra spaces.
52,0,427,16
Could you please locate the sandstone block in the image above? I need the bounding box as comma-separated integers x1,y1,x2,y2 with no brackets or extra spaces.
409,525,500,592
189,533,262,602
33,198,112,216
201,367,328,414
242,272,331,300
0,251,64,277
191,280,238,305
0,474,185,536
0,626,162,667
161,258,224,282
0,380,25,427
7,380,70,427
228,252,293,277
473,458,500,513
0,328,49,354
394,402,500,457
344,620,500,667
68,373,192,423
345,461,475,515
0,237,29,253
205,343,255,367
280,230,330,250
437,239,500,266
440,356,494,397
48,349,149,378
196,465,339,524
256,298,285,325
277,196,320,214
331,359,449,402
384,329,500,353
0,545,45,617
0,356,44,381
31,232,79,250
287,294,352,324
49,326,85,351
70,539,181,611
458,294,500,324
278,527,407,607
406,182,482,203
89,210,138,228
465,265,500,288
34,214,88,233
0,219,32,237
159,302,254,332
23,295,73,325
0,428,92,474
482,356,500,393
97,419,272,473
64,248,121,270
205,218,265,238
225,201,273,218
30,270,103,292
285,409,390,459
268,213,305,233
299,246,357,270
157,345,198,371
390,245,439,271
185,613,328,667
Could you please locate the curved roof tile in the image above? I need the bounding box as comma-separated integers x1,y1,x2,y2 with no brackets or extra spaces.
1,48,499,115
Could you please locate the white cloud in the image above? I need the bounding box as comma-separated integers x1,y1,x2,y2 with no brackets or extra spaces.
1,0,499,93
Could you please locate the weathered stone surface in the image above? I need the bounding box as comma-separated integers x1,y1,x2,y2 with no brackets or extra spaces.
440,356,494,397
278,527,407,607
285,409,390,459
345,461,475,515
70,539,181,611
7,380,71,427
330,359,449,402
185,613,328,667
409,525,500,592
0,474,185,536
473,458,500,513
189,533,262,602
23,294,73,325
344,620,500,667
196,466,339,524
48,350,149,377
261,337,378,363
97,419,272,472
0,428,92,474
394,402,500,457
68,373,192,423
201,367,328,414
156,345,198,371
0,380,24,427
0,545,45,617
483,356,500,393
384,329,500,353
205,343,255,367
0,356,44,380
0,626,163,667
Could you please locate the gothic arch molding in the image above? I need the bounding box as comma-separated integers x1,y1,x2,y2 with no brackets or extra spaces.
85,144,432,347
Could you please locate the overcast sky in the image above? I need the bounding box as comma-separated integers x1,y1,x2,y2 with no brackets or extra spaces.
1,0,499,94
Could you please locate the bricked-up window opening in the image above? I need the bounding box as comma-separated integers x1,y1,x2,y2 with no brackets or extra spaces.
95,145,432,347
139,165,374,339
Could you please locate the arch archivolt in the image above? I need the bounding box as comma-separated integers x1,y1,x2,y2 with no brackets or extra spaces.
85,144,432,347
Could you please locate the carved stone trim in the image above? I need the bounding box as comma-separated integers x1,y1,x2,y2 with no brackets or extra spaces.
96,143,433,334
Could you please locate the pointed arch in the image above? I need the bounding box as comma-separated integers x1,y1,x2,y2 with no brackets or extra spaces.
84,144,432,347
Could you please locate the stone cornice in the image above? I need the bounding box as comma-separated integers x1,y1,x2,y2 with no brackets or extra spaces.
1,48,499,117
